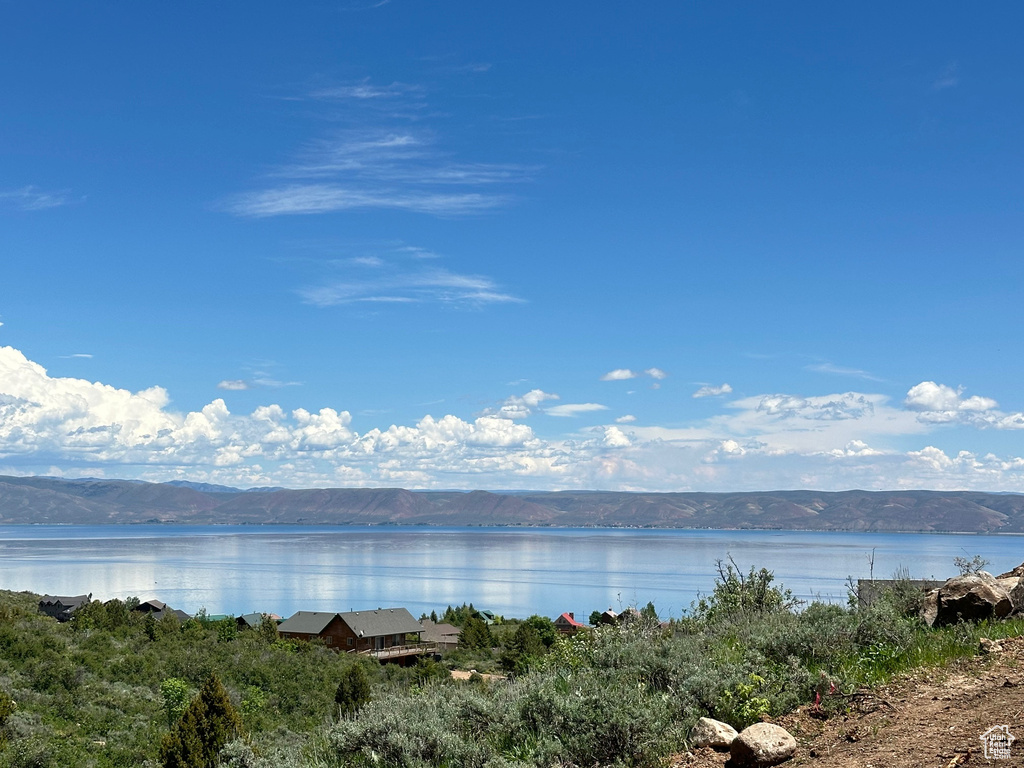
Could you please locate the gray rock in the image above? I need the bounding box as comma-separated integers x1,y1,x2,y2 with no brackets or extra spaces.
690,716,738,750
979,637,1004,654
920,588,939,627
1006,578,1024,614
997,562,1024,579
730,722,796,767
930,574,1012,627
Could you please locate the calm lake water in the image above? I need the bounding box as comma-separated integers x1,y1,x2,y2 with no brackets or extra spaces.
1,525,1021,620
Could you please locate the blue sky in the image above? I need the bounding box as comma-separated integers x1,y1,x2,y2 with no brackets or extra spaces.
2,3,1023,491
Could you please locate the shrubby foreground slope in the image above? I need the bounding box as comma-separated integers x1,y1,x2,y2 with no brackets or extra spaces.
0,564,1022,766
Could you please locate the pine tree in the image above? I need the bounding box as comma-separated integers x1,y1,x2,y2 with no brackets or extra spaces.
160,673,242,768
459,617,493,650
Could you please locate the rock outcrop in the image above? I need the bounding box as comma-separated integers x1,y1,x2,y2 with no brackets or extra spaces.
729,722,796,767
690,716,738,750
921,573,1013,627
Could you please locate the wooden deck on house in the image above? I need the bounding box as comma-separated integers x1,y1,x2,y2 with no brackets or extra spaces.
361,642,440,660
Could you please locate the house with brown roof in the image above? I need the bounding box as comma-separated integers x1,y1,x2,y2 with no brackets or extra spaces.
278,607,427,660
420,618,461,650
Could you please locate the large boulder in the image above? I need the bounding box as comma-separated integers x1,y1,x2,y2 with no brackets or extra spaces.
997,562,1024,579
923,574,1013,627
691,716,738,750
729,723,796,767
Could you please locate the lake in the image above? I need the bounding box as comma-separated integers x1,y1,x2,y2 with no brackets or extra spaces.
1,525,1021,620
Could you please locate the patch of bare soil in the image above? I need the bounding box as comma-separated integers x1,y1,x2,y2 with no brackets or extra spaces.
674,636,1024,768
449,669,506,682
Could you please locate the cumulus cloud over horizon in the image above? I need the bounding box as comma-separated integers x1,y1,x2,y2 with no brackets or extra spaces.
3,345,1024,492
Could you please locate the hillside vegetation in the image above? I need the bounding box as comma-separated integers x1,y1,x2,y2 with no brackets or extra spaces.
3,475,1024,531
1,564,1022,767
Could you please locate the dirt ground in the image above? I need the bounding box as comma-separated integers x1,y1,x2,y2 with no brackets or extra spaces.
674,636,1024,768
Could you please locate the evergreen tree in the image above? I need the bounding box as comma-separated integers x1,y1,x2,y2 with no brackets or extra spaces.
160,673,242,768
459,617,493,650
499,622,546,676
334,664,372,717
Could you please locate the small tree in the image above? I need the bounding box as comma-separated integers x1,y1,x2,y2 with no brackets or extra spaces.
160,678,191,729
335,664,372,717
459,617,493,650
954,554,989,576
500,622,547,676
588,610,602,626
693,557,799,622
160,673,242,768
257,614,279,644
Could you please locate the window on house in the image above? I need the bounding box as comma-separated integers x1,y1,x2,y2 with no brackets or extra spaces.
347,637,353,646
325,636,332,645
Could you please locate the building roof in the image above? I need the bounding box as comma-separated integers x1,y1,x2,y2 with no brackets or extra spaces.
278,611,339,635
238,612,281,627
339,608,422,638
135,599,169,613
556,612,585,628
39,594,90,609
420,619,461,643
279,607,422,638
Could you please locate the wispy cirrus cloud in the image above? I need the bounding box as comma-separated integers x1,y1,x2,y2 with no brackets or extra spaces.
300,260,522,307
931,62,960,91
0,186,71,212
228,184,503,217
226,77,537,218
806,362,882,381
546,403,609,418
308,80,420,101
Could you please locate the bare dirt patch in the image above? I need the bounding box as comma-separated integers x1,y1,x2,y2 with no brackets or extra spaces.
675,636,1024,767
449,669,506,683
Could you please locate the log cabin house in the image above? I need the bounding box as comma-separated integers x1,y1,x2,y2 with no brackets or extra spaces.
278,607,430,661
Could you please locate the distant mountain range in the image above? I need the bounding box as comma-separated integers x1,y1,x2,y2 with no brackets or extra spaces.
2,475,1024,532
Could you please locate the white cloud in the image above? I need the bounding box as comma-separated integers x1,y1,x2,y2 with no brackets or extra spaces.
545,403,609,418
482,389,559,420
218,380,251,391
6,343,1024,492
600,368,637,381
905,382,983,412
904,381,1014,427
693,383,732,398
602,426,631,448
615,414,636,424
601,367,667,382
